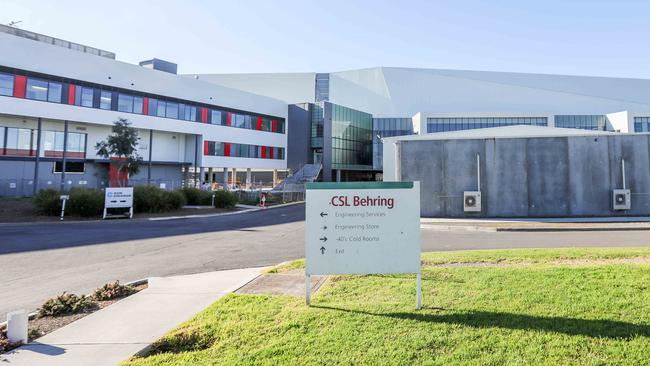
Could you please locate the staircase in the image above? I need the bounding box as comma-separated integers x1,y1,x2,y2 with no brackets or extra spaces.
273,164,322,192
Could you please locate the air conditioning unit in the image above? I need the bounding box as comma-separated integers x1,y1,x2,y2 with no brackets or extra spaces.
612,189,631,210
463,191,481,212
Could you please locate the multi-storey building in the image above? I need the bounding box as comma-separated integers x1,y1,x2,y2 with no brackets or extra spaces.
0,25,288,195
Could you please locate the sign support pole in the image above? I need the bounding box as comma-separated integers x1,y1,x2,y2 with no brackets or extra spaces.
305,274,311,306
416,273,422,310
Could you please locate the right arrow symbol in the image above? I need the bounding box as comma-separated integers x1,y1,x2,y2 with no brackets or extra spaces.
320,246,326,254
319,237,328,242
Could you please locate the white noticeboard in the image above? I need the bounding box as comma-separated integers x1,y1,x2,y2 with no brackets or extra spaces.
305,181,421,308
103,187,134,219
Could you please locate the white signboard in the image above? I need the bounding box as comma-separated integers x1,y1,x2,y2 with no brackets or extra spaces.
305,181,421,307
103,187,134,219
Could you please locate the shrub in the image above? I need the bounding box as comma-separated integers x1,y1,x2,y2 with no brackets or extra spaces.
179,187,212,206
213,190,238,209
66,188,104,217
38,292,97,317
33,188,61,215
0,329,19,354
93,281,136,301
134,185,186,213
162,190,186,211
133,185,164,213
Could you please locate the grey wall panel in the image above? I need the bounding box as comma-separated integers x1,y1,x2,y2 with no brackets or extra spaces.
441,139,485,217
287,104,312,172
526,138,569,216
400,140,445,217
486,138,528,217
608,135,650,214
567,136,610,215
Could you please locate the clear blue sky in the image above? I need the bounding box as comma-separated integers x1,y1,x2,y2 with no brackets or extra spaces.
2,0,650,78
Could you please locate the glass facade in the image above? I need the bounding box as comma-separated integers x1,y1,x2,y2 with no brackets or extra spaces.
0,68,285,135
373,118,414,170
42,130,86,158
427,117,547,133
204,141,284,160
555,115,607,130
2,127,34,156
0,72,14,96
634,117,650,132
310,102,324,148
315,73,330,102
331,103,373,170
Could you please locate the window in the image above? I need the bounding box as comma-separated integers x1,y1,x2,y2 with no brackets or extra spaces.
156,100,166,117
0,73,13,96
117,94,134,112
25,78,49,101
211,110,222,125
133,96,143,114
5,127,33,155
165,102,179,119
54,161,85,173
100,90,112,110
48,82,62,102
76,86,94,107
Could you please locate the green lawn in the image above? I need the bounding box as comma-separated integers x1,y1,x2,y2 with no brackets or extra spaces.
125,248,650,365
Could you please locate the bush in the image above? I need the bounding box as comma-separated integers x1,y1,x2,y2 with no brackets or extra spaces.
179,187,212,206
66,188,104,217
38,292,97,317
93,281,136,301
213,190,238,209
134,185,186,213
162,190,186,211
134,185,163,213
33,188,61,215
0,329,19,354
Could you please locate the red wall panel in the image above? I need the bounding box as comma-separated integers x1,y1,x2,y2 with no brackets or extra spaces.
227,112,232,126
203,141,209,155
201,107,208,123
143,97,149,115
224,143,231,156
272,119,277,132
257,116,263,130
13,75,26,98
68,84,76,104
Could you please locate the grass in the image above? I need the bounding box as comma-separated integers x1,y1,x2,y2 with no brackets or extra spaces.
124,248,650,365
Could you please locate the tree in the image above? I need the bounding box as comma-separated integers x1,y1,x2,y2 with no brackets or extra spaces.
95,118,143,187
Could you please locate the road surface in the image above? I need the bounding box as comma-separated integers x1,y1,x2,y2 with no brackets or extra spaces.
2,203,650,318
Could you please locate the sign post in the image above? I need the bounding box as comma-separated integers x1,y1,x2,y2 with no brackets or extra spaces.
59,195,69,221
305,181,421,309
103,187,134,219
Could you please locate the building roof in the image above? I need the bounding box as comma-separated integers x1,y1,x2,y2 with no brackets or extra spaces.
382,125,616,142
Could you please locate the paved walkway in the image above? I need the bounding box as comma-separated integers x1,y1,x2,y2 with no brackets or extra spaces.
1,267,264,366
421,216,650,232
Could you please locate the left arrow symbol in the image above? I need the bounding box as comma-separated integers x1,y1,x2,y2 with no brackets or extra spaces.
320,246,326,254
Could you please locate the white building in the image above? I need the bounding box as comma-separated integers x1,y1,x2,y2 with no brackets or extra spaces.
0,25,288,195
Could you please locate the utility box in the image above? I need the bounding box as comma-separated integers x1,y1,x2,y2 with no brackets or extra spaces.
612,189,631,210
463,191,482,212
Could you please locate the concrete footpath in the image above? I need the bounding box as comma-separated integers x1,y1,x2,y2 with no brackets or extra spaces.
2,267,264,366
421,216,650,232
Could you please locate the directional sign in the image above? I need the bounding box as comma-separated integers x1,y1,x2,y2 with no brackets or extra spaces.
305,182,420,275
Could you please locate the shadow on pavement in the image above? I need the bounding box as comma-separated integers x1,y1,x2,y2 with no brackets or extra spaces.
0,204,305,255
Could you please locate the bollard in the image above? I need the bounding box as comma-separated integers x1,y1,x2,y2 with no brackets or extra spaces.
59,195,69,221
7,309,28,344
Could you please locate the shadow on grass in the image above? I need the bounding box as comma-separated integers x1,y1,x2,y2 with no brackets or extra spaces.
313,305,650,339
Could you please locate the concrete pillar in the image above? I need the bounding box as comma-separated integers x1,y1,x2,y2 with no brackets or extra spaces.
246,168,252,190
223,167,229,187
208,168,213,184
232,168,237,188
336,169,342,182
199,167,205,186
273,169,278,186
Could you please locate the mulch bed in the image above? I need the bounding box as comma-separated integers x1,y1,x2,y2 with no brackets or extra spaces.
0,283,147,354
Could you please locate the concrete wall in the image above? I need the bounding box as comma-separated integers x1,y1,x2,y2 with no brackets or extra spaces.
399,134,650,217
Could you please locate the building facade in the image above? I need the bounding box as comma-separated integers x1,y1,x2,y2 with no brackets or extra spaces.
0,26,288,195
